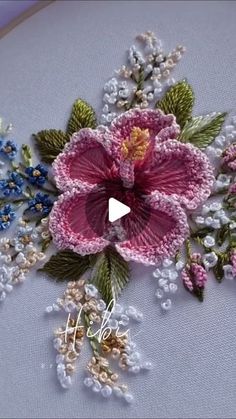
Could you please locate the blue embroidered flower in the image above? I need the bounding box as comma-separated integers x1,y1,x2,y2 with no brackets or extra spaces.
25,164,48,186
0,205,16,231
27,193,53,215
0,172,24,196
0,140,18,160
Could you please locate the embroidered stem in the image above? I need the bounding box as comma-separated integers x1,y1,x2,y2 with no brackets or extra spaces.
84,312,100,358
84,312,114,377
185,238,192,261
126,67,145,110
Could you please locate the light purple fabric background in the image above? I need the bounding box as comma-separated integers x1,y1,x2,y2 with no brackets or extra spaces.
0,1,236,418
0,1,38,28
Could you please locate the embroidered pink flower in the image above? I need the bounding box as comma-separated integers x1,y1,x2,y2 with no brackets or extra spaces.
181,261,207,301
49,109,214,265
222,143,236,171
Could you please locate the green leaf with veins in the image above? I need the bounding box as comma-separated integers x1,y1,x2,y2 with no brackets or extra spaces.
33,130,70,164
67,98,97,136
156,81,194,128
179,112,227,149
91,247,130,309
21,144,32,167
38,250,93,281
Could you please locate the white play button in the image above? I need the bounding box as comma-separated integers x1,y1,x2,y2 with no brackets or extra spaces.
108,198,131,222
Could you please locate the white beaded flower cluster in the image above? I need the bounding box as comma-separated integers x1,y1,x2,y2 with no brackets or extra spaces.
0,218,47,303
206,115,236,165
153,258,183,311
46,280,151,402
100,31,185,124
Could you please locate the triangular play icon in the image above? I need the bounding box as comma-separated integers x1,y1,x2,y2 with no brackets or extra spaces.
108,198,131,222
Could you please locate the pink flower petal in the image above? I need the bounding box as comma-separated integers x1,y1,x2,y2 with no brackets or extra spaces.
116,193,188,265
49,188,109,255
109,108,180,157
135,140,214,210
52,128,117,191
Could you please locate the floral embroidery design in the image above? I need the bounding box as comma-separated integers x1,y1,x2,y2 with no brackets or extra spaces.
0,31,236,402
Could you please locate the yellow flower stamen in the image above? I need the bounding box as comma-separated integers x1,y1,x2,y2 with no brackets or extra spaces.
121,127,150,161
20,235,31,245
1,215,10,222
35,203,43,211
4,146,12,153
33,169,41,177
8,182,16,189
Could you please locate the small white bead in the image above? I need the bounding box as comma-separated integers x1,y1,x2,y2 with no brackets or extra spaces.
120,314,129,326
163,258,173,268
158,278,168,287
175,260,184,271
108,319,119,330
92,380,102,393
169,283,178,293
125,306,136,317
195,216,205,225
205,216,213,226
97,299,106,311
169,271,178,281
101,385,112,398
221,216,230,225
153,268,161,278
161,299,172,311
112,303,123,317
53,338,62,350
141,361,152,370
203,235,215,248
155,288,164,299
161,269,171,278
113,386,123,398
45,305,53,313
129,341,137,350
163,284,169,293
209,202,222,212
60,375,72,389
5,283,13,293
56,354,64,364
130,351,140,362
134,312,143,322
124,393,134,403
202,205,210,215
130,365,140,374
0,291,6,301
211,219,221,229
84,377,94,388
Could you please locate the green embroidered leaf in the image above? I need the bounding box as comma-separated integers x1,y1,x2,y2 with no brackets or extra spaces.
191,226,215,239
212,252,229,283
156,81,194,128
194,287,204,303
67,98,97,136
39,250,91,281
215,225,229,247
33,130,70,164
213,255,225,283
229,233,236,248
41,237,52,253
21,144,32,167
179,112,227,149
92,247,130,309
